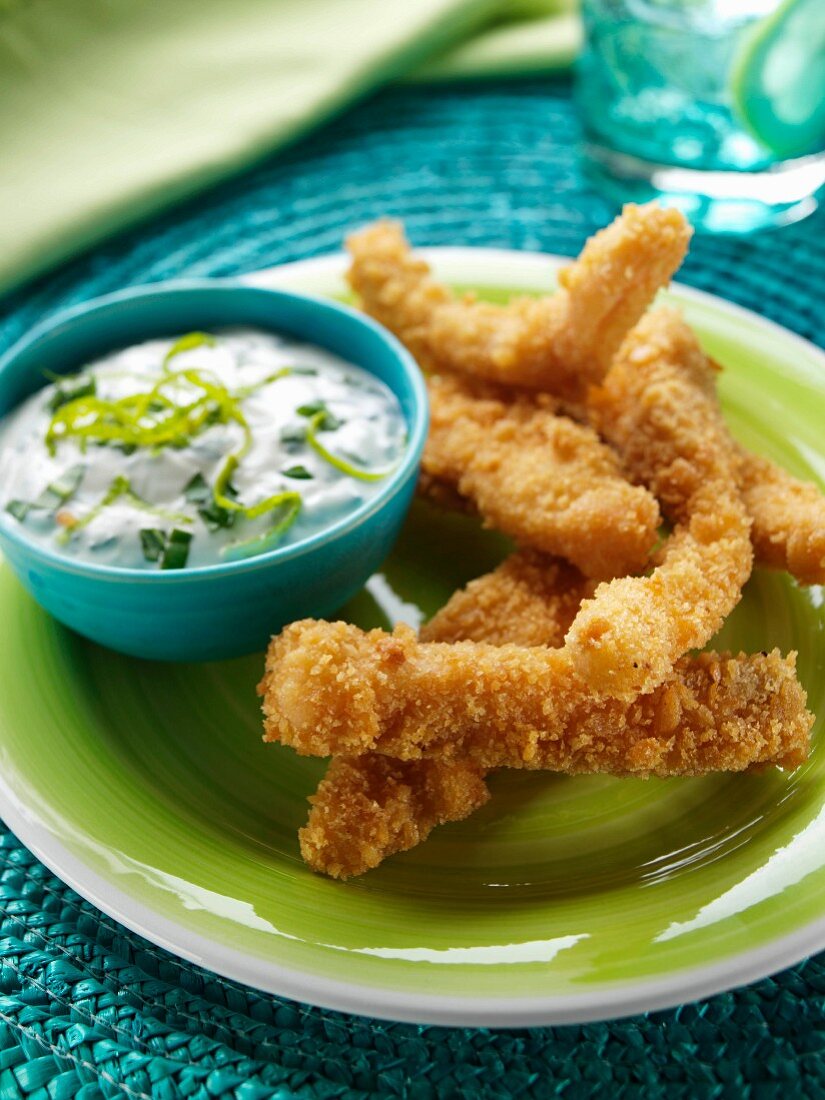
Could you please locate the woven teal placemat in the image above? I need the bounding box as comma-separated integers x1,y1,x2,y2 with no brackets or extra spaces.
2,79,825,1098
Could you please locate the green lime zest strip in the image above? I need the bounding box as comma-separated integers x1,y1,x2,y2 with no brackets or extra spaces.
220,496,302,562
233,367,293,399
163,332,216,368
44,356,297,457
59,476,191,544
45,366,246,455
305,411,392,483
214,452,301,520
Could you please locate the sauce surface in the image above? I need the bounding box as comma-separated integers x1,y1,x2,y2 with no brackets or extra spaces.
0,329,406,569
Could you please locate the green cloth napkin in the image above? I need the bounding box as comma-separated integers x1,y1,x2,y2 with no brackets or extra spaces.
0,0,579,299
412,6,580,82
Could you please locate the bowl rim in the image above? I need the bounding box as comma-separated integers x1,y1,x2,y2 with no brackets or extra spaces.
0,279,429,582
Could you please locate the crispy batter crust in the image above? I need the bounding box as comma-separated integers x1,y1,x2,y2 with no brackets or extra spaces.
300,551,591,878
740,450,825,585
416,346,825,589
567,308,753,696
346,204,691,399
419,550,593,647
261,620,811,774
298,755,491,880
423,374,661,580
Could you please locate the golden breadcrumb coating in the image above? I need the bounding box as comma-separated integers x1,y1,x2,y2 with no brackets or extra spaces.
261,620,811,773
297,549,813,878
419,550,594,647
586,307,824,587
415,351,825,589
346,204,691,400
566,308,753,696
299,755,490,880
423,374,661,580
739,450,825,585
300,551,590,878
587,309,730,522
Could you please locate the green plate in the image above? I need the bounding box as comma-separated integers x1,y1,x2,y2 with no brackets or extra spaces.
1,249,824,1027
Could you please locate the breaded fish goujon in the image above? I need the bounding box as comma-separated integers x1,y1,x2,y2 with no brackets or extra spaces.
299,552,593,878
346,204,691,401
424,374,661,580
261,621,811,775
569,308,753,696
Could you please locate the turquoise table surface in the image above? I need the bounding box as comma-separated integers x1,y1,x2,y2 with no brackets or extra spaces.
2,78,825,1098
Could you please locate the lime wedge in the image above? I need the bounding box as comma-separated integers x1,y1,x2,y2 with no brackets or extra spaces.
730,0,825,158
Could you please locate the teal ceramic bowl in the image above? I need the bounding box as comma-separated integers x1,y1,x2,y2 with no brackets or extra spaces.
0,281,428,661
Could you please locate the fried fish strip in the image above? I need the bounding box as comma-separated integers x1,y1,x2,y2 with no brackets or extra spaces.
299,553,592,878
346,203,691,400
417,363,825,588
588,311,825,587
299,755,491,881
294,549,808,877
418,550,592,647
261,620,811,773
423,374,661,579
565,308,753,696
739,450,825,586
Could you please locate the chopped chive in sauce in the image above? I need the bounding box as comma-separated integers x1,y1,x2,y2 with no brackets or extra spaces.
297,401,341,432
139,526,193,569
183,472,210,504
282,464,313,480
5,499,30,521
6,465,86,522
33,464,86,510
198,502,237,531
280,425,306,445
160,528,193,570
296,401,326,418
183,472,241,531
46,375,96,413
140,528,167,562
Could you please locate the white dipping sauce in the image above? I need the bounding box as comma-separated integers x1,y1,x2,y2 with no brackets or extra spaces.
0,329,407,569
